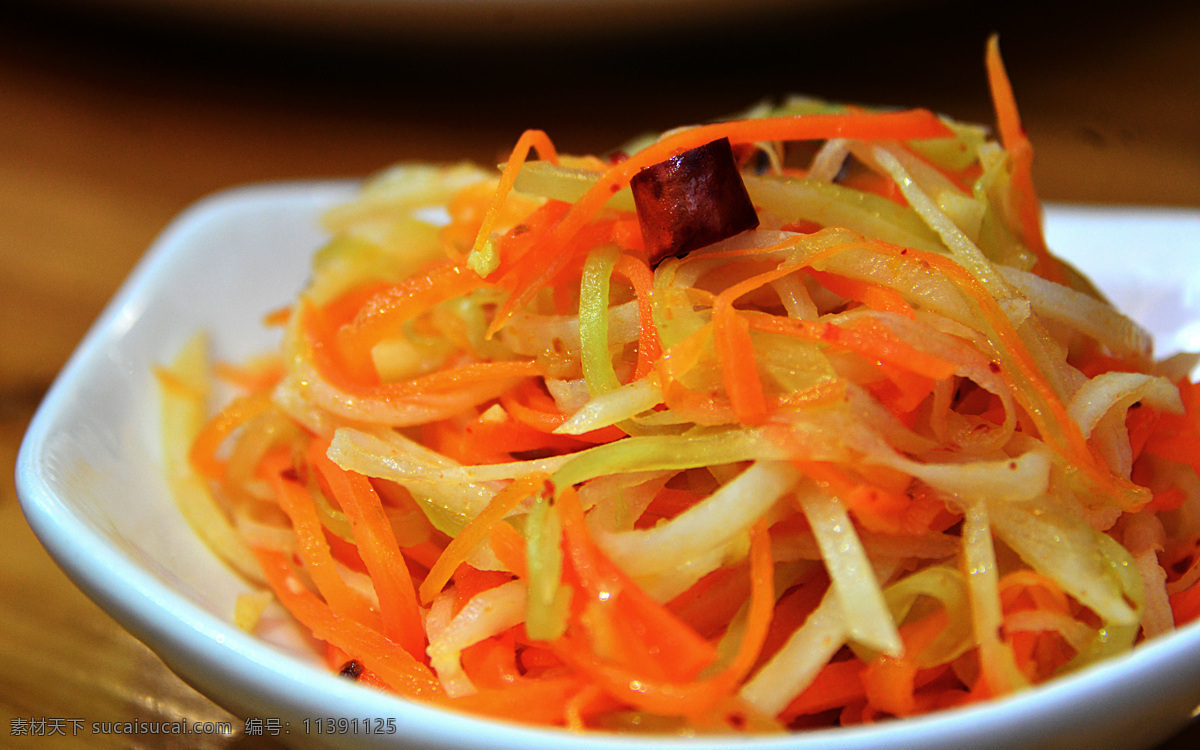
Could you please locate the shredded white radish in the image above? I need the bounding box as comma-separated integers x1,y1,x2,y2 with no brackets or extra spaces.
989,498,1139,626
427,580,527,697
798,486,903,657
1068,372,1182,438
740,587,847,716
999,265,1153,362
962,502,1028,693
806,137,851,183
555,373,663,435
594,461,798,577
1004,609,1095,653
158,334,264,582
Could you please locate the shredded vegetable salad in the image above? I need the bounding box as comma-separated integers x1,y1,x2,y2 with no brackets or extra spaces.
158,39,1200,733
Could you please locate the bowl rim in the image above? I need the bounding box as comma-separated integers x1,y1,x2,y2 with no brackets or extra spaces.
15,182,1200,749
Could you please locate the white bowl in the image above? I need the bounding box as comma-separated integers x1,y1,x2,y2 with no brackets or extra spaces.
16,181,1200,749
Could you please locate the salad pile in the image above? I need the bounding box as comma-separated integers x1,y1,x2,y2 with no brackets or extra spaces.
158,39,1200,732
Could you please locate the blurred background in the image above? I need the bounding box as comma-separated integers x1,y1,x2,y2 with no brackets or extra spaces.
2,0,1199,746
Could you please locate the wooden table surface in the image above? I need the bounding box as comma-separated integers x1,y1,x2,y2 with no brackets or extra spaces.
3,0,1199,747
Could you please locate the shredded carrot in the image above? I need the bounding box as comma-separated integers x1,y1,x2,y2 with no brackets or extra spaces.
470,129,560,265
805,268,914,318
399,540,443,573
1143,380,1200,475
715,301,767,424
556,486,718,681
614,251,662,380
452,567,518,617
563,684,621,730
459,629,522,688
487,522,528,578
1170,581,1200,626
302,297,545,401
262,450,381,627
489,199,574,280
710,261,814,424
324,264,490,384
666,566,749,637
498,380,569,431
552,519,773,717
781,659,866,719
301,282,393,387
307,436,425,658
445,677,585,725
324,526,369,574
419,473,548,604
499,381,626,444
985,35,1063,284
459,413,595,464
863,609,951,717
374,358,543,400
262,305,292,327
213,359,286,392
996,570,1078,681
255,549,442,698
187,391,274,478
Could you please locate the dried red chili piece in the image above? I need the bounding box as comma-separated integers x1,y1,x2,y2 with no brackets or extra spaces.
630,136,759,266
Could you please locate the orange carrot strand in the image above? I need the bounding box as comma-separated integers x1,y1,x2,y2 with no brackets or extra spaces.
261,450,382,628
488,522,529,579
471,129,560,265
985,36,1063,284
339,263,489,376
551,520,773,717
419,473,549,604
254,548,442,698
614,252,662,380
307,436,425,658
187,391,274,479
